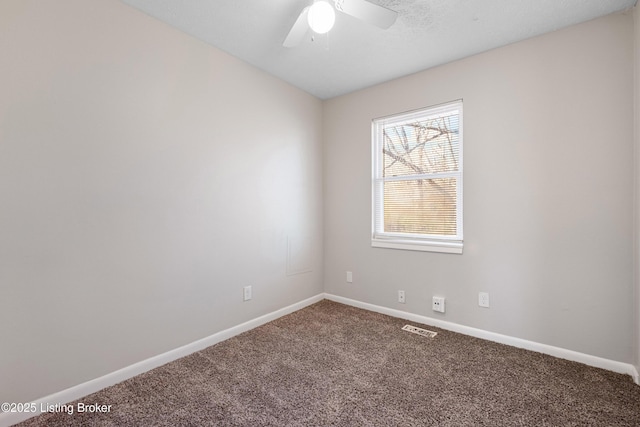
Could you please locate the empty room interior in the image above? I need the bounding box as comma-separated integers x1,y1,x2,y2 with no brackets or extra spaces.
1,0,640,425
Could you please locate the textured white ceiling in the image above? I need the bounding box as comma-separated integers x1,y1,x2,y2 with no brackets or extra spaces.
120,0,637,99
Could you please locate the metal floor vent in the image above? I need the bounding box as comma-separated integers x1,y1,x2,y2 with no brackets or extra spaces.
402,325,437,338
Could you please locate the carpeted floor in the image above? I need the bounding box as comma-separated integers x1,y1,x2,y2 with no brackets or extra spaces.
16,300,640,426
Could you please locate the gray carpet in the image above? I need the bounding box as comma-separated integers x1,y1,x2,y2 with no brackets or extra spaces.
16,300,640,426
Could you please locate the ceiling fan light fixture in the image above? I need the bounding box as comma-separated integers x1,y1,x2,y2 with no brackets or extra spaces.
307,1,336,34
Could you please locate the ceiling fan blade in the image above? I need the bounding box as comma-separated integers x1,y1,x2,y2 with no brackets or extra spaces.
283,7,310,48
336,0,397,29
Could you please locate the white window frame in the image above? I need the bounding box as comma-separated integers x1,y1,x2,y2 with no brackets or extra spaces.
371,100,463,254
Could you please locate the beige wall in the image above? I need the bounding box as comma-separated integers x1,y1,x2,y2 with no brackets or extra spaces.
634,3,640,375
324,12,635,363
0,0,323,403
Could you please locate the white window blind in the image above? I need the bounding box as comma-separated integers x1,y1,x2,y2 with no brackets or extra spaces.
372,100,463,253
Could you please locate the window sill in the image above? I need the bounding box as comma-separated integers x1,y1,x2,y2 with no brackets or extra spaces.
371,238,463,254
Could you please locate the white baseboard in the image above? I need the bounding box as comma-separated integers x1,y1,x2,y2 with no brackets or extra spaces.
0,293,325,427
325,293,640,384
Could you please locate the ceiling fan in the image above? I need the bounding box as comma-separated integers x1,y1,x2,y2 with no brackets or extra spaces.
283,0,398,48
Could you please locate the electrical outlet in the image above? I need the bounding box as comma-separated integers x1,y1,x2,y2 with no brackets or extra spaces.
432,296,445,313
398,290,405,304
243,285,252,301
346,271,353,283
479,292,489,308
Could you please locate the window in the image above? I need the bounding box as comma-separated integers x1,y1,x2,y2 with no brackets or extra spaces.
372,100,463,254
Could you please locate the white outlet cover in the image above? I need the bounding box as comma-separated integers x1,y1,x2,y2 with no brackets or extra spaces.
432,296,445,313
479,292,489,308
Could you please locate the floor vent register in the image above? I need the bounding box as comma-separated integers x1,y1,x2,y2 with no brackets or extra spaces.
402,324,438,338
